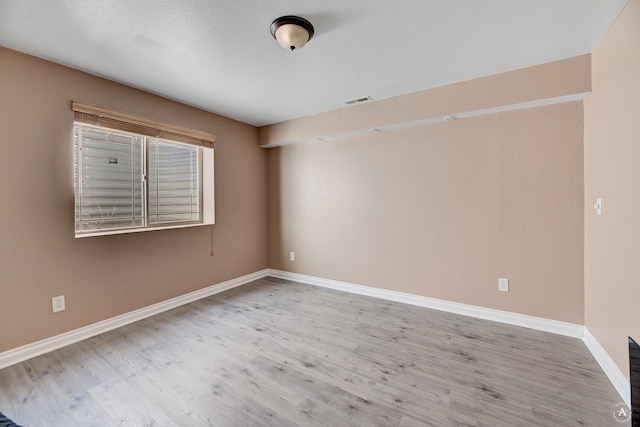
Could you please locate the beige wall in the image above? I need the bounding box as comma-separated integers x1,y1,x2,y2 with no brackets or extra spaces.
259,55,590,147
0,47,268,352
267,100,585,323
585,0,640,379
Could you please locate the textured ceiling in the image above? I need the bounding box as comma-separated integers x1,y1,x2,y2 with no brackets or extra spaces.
0,0,628,126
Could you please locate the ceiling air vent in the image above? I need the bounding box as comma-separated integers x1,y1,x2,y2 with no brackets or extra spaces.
343,96,372,106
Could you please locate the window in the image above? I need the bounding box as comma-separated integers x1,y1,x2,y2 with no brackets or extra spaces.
72,102,215,237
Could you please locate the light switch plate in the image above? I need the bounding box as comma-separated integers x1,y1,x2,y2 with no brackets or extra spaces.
594,198,602,215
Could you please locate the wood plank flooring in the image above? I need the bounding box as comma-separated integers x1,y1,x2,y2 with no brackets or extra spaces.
0,277,627,426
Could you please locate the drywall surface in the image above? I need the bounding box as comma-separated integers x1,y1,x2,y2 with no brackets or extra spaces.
0,47,268,352
260,55,591,147
584,0,640,379
268,101,585,323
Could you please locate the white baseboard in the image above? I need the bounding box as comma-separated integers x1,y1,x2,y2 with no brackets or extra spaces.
268,269,584,338
3,267,629,409
583,328,631,406
0,269,269,370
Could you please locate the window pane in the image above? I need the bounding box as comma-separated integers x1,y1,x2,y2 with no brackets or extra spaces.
148,138,200,225
74,123,145,232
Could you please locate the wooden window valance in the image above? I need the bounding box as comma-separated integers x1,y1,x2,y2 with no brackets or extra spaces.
72,101,216,148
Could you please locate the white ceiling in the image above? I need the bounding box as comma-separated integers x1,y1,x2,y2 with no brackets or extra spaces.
0,1,628,127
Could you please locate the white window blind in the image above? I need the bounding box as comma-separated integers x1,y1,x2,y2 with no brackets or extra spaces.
148,138,201,225
74,124,146,232
72,102,215,237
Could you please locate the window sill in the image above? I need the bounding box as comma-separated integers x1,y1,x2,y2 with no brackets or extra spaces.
75,221,213,238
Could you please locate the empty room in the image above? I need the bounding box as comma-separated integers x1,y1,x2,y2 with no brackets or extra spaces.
1,1,639,426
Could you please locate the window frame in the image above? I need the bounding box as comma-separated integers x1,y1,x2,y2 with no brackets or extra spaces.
72,101,216,238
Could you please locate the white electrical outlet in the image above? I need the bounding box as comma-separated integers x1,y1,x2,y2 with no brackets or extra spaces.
498,278,509,292
52,295,65,313
290,251,295,261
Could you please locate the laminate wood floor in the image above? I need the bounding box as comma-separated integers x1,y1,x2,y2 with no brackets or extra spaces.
0,277,627,426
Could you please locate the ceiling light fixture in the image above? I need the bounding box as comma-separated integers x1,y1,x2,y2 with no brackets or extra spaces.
270,16,314,51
